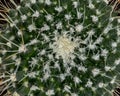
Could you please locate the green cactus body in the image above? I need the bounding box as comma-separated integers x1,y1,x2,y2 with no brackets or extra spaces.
0,0,120,96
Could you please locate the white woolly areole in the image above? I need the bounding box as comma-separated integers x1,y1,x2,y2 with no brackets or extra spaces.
75,24,83,32
53,36,77,62
13,92,20,96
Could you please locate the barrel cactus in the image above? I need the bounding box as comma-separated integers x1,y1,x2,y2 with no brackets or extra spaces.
0,0,120,96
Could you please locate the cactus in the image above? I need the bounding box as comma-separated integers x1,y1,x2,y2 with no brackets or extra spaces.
0,0,120,96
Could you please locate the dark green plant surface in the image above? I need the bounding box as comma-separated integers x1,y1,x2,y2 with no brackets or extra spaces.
0,0,120,96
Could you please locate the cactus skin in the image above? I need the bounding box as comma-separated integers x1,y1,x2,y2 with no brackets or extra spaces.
0,0,120,96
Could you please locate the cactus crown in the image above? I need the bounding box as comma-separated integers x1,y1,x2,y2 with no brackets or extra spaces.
0,0,120,96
